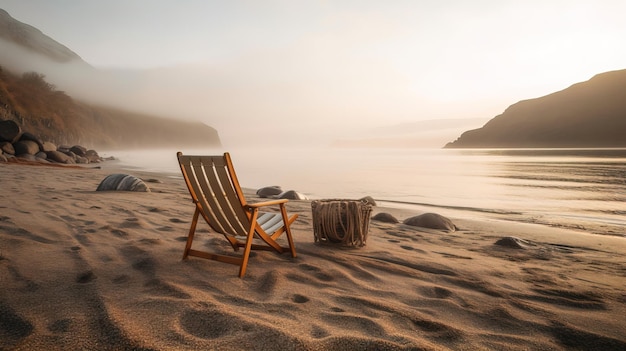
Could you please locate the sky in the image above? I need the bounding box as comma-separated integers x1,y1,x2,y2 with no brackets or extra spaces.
1,0,626,148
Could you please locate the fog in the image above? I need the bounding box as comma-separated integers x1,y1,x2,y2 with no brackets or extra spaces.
4,1,626,149
1,36,493,149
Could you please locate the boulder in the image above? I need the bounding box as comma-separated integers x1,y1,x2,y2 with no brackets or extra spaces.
60,150,78,163
19,132,44,150
13,140,40,155
96,174,150,192
16,153,38,162
256,186,283,198
0,119,21,143
42,141,57,152
372,212,399,223
278,190,309,200
46,150,72,163
403,213,457,232
70,145,87,157
85,149,101,163
494,236,537,249
0,141,15,155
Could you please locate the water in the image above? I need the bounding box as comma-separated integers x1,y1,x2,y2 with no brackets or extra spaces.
103,147,626,237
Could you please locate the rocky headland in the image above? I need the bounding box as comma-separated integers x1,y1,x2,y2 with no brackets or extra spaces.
446,69,626,148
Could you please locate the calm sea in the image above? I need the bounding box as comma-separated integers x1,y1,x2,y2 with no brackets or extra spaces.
102,147,626,237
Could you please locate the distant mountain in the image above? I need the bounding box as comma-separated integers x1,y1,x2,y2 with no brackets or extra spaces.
0,9,82,63
445,69,626,148
0,8,220,149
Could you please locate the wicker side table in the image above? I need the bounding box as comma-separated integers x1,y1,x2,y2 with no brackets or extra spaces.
311,199,372,247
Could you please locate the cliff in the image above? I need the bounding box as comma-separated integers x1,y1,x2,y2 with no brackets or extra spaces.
0,8,221,150
445,69,626,148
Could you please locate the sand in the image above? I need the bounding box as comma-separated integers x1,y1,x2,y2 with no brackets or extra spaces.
1,161,625,351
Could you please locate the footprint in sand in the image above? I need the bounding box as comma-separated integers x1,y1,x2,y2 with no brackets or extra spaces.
120,245,157,276
120,217,146,229
292,294,309,303
179,309,249,339
48,319,71,333
0,301,34,346
110,229,129,238
76,270,96,284
310,324,330,338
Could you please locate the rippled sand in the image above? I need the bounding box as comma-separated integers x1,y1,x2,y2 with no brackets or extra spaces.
1,162,625,350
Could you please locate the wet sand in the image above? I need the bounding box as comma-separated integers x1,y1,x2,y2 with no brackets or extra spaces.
1,162,625,350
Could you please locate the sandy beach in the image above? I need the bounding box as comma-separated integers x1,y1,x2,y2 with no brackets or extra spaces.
1,161,625,351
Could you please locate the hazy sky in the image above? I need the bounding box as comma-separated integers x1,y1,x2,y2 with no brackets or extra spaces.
1,0,625,147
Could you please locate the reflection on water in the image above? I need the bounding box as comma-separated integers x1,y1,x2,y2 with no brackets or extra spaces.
107,147,626,237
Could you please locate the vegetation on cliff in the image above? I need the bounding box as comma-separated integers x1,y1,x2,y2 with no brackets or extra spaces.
0,66,220,149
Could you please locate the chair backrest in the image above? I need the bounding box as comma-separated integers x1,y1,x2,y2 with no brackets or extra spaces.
177,152,251,236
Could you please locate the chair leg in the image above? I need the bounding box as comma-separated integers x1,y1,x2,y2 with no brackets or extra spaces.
238,229,256,278
280,205,297,258
238,209,259,277
183,207,200,260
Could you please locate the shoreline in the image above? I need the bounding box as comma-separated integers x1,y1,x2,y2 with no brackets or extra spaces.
1,162,625,350
102,157,626,239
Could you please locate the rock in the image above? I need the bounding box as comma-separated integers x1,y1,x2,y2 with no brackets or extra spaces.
0,141,15,155
42,141,57,152
19,132,44,150
0,154,7,162
70,145,87,157
16,153,38,162
494,236,537,249
46,150,72,163
35,151,47,160
96,174,150,192
85,149,101,163
60,150,78,163
13,140,40,155
0,119,21,143
359,196,377,206
256,186,283,198
372,212,399,223
278,190,308,200
403,213,456,232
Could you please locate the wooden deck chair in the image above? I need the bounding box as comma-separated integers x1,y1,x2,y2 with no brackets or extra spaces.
177,152,297,277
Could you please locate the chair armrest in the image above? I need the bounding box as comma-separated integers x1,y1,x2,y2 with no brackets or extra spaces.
246,199,289,209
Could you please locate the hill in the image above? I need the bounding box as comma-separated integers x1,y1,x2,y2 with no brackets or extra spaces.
445,69,626,148
0,8,220,150
0,67,220,149
0,9,81,63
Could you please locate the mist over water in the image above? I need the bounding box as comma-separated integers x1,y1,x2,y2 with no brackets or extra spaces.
105,147,626,237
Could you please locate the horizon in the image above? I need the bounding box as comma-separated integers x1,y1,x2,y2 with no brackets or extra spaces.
1,1,626,148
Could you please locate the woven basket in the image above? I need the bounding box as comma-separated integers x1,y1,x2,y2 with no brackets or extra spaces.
311,199,372,247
